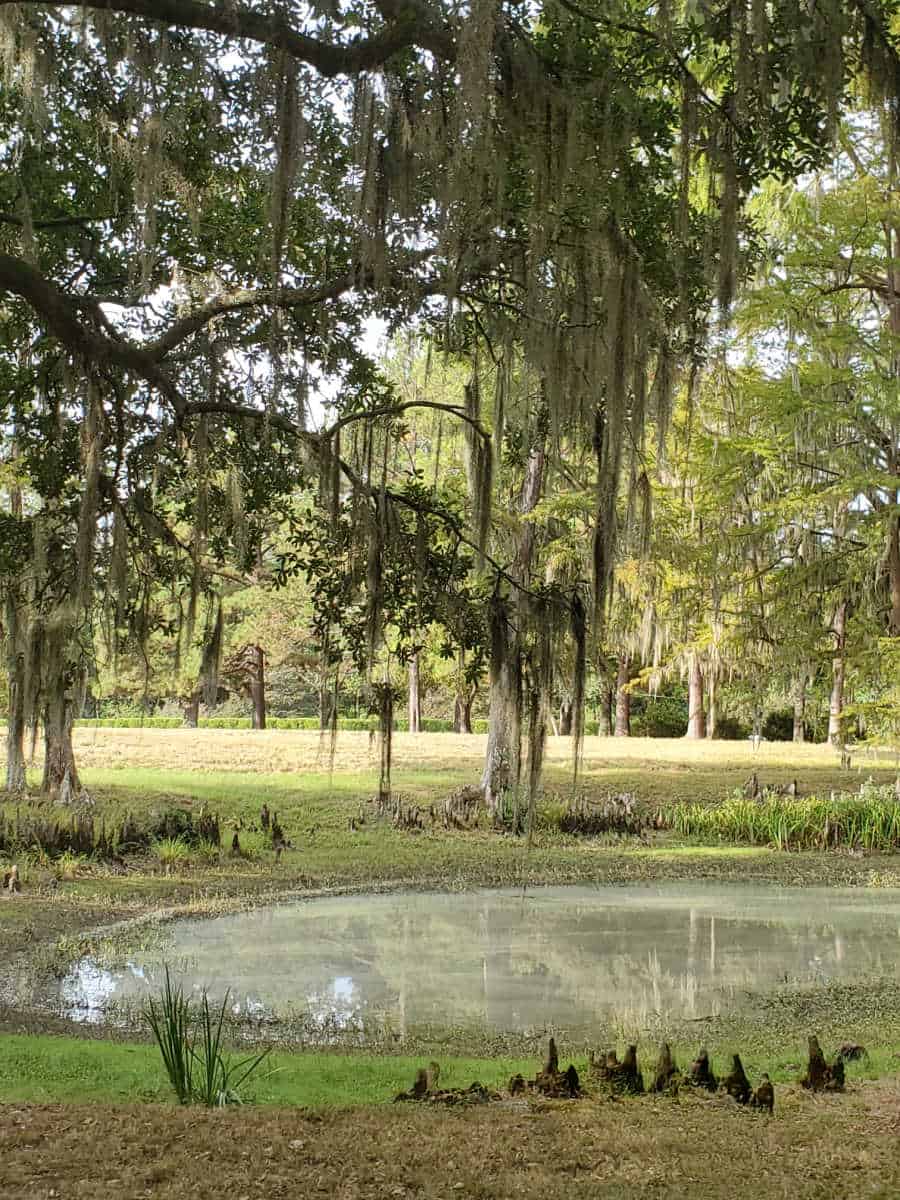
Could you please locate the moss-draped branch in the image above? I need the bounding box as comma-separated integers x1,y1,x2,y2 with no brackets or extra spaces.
0,0,457,74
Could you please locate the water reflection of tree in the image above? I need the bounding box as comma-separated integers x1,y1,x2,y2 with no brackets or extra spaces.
55,888,900,1032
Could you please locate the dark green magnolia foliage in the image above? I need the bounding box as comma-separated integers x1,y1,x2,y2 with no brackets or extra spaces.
279,478,482,676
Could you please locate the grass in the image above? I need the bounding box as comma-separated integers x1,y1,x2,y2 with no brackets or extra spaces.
669,783,900,851
0,1026,892,1109
61,726,900,805
152,837,191,870
0,1034,538,1106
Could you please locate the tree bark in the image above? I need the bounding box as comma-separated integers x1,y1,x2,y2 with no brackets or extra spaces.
481,595,522,812
184,691,200,728
453,692,473,733
599,686,613,736
614,656,631,737
318,679,333,731
408,652,422,733
5,594,25,793
685,655,706,739
42,691,80,803
559,699,573,737
249,644,266,730
481,444,544,813
888,515,900,635
828,601,847,745
452,647,474,733
706,668,718,739
792,674,807,743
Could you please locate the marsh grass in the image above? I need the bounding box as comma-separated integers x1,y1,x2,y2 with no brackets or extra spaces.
668,783,900,851
152,837,191,871
142,968,270,1106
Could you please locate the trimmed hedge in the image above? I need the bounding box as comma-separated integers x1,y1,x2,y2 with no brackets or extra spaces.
6,715,603,734
74,715,460,732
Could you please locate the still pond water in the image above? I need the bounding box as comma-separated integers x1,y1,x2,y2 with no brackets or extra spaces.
59,883,900,1033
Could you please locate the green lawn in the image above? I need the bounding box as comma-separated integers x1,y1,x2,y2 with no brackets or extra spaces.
0,1031,893,1109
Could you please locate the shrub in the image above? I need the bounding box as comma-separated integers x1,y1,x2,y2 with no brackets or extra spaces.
713,715,751,740
631,693,688,738
762,708,794,741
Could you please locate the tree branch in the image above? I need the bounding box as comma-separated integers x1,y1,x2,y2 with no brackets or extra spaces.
324,400,489,443
146,273,358,357
0,212,110,230
0,0,456,73
0,250,183,409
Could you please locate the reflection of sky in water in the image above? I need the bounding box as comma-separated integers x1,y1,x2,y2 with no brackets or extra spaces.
29,883,900,1034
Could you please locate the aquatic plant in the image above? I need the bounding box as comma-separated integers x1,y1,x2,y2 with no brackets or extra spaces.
54,851,86,882
152,837,191,871
143,970,196,1104
665,785,900,852
143,967,271,1107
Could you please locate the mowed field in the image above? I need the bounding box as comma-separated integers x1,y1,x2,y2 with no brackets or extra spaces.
58,726,900,807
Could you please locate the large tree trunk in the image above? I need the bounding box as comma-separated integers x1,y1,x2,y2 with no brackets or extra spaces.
828,601,847,745
614,655,631,737
408,653,421,733
559,699,573,737
5,594,25,793
481,444,544,814
686,655,706,739
42,691,80,804
249,645,266,730
888,516,900,635
599,685,613,736
792,673,807,743
710,667,724,739
481,595,522,812
184,692,200,728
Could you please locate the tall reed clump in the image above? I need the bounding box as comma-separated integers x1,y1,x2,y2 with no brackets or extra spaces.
143,967,270,1106
666,784,900,852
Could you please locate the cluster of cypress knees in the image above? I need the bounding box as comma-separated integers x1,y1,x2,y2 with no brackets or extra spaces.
394,1035,856,1111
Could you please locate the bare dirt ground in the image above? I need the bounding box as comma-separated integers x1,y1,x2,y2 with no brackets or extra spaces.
4,1083,900,1199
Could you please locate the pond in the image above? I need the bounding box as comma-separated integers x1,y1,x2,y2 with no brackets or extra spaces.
50,883,900,1034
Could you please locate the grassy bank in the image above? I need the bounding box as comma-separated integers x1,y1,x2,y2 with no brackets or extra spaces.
0,1028,891,1109
0,1034,533,1107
